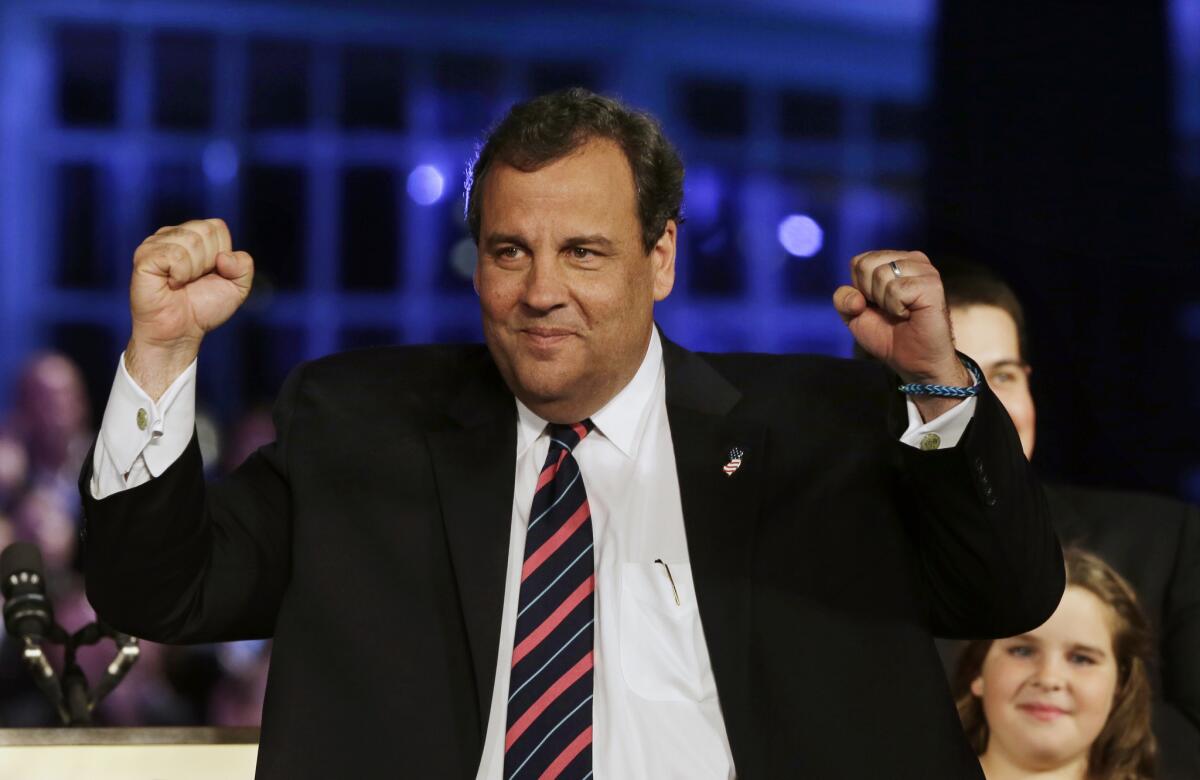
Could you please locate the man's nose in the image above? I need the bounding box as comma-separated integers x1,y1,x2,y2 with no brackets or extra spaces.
521,255,568,312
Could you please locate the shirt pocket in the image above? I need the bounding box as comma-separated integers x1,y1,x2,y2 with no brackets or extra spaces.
619,561,718,703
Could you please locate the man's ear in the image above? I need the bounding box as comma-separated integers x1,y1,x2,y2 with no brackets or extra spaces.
650,220,676,302
970,675,984,698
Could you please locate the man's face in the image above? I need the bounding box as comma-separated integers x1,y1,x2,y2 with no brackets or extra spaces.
971,586,1119,774
949,304,1036,459
474,138,675,422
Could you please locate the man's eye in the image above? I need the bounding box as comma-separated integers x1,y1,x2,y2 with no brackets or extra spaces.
570,247,593,259
498,247,521,259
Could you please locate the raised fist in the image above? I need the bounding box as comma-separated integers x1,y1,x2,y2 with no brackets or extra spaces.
833,250,970,421
126,218,254,399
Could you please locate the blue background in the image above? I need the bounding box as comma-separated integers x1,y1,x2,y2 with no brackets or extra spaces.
0,0,1197,499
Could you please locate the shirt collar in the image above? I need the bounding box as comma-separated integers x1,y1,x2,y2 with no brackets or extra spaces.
515,328,664,460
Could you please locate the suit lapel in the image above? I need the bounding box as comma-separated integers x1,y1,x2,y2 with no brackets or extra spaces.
425,353,517,738
663,338,767,777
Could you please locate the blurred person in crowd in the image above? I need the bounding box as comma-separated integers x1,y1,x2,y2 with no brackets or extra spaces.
942,261,1200,778
0,513,15,552
0,435,28,510
953,548,1156,780
81,89,1062,778
209,639,270,726
11,486,79,578
10,353,93,505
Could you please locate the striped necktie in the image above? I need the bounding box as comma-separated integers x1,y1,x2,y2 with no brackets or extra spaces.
504,420,596,780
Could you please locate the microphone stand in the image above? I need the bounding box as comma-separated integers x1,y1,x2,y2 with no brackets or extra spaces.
18,619,141,726
18,630,67,724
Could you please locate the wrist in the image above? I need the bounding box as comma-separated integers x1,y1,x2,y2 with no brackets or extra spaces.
897,354,984,425
125,336,199,402
898,357,972,388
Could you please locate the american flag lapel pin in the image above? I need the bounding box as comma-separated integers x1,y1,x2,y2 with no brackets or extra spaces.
723,447,744,477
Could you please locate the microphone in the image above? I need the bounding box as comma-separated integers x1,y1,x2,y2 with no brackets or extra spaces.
1,542,55,641
0,543,65,717
0,542,140,724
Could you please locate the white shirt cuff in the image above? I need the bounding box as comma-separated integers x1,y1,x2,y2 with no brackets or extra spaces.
90,353,197,498
899,396,976,450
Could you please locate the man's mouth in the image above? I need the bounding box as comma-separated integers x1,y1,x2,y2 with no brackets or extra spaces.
520,328,575,350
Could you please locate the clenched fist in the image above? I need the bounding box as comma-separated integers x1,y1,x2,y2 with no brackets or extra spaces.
833,250,970,421
126,218,254,400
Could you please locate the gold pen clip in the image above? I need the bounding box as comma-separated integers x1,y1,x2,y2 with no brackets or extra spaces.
654,558,681,606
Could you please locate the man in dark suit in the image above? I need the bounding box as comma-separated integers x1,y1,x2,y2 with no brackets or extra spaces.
80,89,1063,778
941,263,1200,778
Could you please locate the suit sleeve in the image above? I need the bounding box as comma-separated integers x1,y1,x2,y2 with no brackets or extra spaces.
897,383,1064,639
79,361,306,644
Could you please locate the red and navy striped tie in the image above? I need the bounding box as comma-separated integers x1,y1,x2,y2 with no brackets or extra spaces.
504,420,595,780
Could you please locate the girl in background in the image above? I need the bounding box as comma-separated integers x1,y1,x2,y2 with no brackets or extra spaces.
953,548,1156,780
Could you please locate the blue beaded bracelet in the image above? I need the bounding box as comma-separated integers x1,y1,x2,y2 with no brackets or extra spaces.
898,354,984,398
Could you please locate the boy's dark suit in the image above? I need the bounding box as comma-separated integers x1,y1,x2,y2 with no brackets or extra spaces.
81,337,1063,779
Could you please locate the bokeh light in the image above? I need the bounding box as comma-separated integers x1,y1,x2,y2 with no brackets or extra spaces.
776,214,823,257
407,164,445,205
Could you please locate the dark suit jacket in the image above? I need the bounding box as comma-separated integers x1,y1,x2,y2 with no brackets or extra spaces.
80,338,1063,779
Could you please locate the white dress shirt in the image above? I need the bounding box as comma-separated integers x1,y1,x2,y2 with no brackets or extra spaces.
90,330,974,778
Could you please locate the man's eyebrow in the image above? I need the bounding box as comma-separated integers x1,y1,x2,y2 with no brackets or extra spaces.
482,233,528,249
562,234,615,249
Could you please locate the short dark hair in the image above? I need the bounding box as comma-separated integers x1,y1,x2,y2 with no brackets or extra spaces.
939,259,1030,363
465,88,684,254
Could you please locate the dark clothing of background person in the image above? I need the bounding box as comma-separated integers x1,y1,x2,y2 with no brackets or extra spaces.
81,337,1064,779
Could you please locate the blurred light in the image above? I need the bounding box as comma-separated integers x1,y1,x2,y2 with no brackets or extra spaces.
202,140,239,184
450,237,477,280
407,164,445,205
684,167,721,226
777,214,823,257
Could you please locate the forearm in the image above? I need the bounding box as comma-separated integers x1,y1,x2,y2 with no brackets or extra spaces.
84,432,293,644
905,387,1064,638
82,434,217,642
81,362,305,644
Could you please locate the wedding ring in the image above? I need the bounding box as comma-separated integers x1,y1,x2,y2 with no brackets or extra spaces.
889,260,902,278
